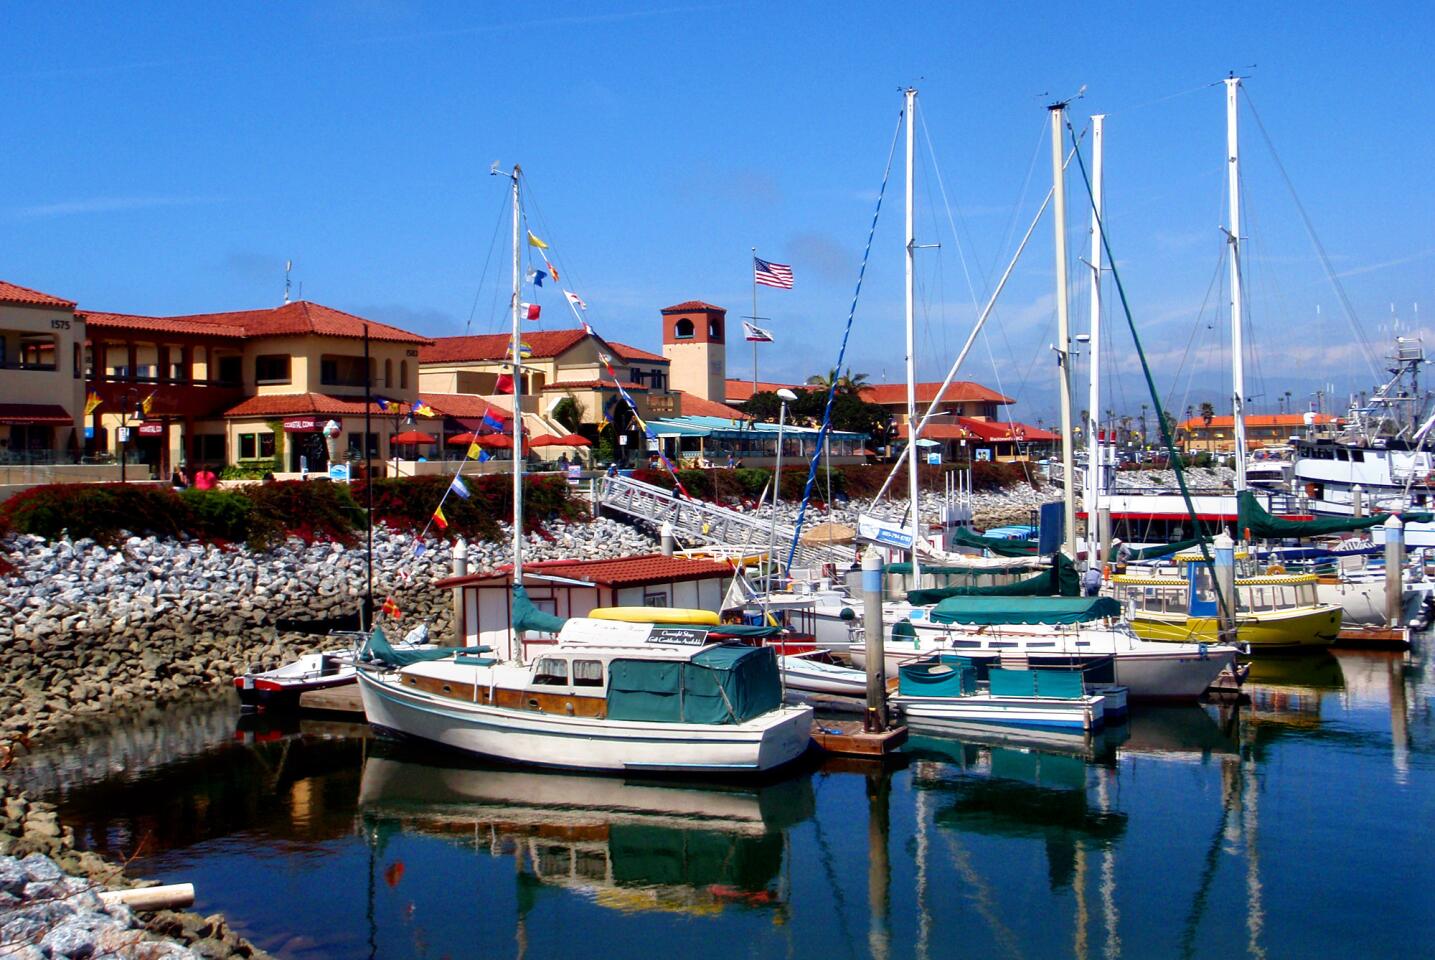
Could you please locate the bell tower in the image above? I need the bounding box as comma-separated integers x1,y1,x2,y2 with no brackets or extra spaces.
661,301,726,402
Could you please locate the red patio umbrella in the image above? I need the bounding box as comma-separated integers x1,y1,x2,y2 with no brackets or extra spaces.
528,435,566,448
446,432,479,445
392,431,437,444
556,433,592,447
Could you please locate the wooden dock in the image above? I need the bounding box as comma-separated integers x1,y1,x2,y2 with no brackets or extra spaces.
297,684,366,718
1334,624,1411,649
810,720,907,758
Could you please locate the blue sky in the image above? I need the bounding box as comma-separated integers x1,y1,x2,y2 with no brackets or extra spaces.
4,2,1432,423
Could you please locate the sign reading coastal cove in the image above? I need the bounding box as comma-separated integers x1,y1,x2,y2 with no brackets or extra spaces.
283,418,333,433
137,422,165,436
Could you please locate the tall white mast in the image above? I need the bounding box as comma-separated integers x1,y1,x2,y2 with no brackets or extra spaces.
1225,76,1249,493
1050,102,1078,560
510,164,526,585
904,86,922,581
1084,115,1105,566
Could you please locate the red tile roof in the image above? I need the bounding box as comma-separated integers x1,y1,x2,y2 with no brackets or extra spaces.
861,381,1013,406
1180,413,1339,430
83,301,429,344
674,391,752,420
439,553,736,588
84,311,248,338
541,380,647,391
723,379,807,404
608,341,669,364
899,417,1057,442
222,392,398,419
662,301,726,313
421,329,590,364
419,393,511,419
0,280,75,309
0,403,74,425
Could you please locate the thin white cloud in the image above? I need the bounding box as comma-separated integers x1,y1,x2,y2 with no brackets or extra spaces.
13,196,225,219
1332,247,1435,280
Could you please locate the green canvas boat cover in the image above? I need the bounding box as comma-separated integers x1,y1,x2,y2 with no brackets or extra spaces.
1108,536,1209,561
928,595,1121,626
605,644,782,725
1237,490,1434,539
947,527,1039,556
511,585,568,634
907,555,1080,605
898,659,978,697
361,625,458,668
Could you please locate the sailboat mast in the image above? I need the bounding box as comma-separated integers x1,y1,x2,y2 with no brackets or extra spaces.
1225,76,1249,493
1084,114,1105,565
904,86,922,582
1050,102,1078,560
510,164,525,585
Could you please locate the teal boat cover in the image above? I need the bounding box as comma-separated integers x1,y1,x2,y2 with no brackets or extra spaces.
511,585,568,634
886,560,1049,577
928,595,1121,626
989,667,1086,700
606,644,782,724
1237,490,1434,539
947,527,1039,557
361,625,457,668
898,658,978,697
907,555,1080,605
1108,536,1209,562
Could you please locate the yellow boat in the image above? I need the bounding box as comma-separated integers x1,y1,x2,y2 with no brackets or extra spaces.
1110,561,1342,650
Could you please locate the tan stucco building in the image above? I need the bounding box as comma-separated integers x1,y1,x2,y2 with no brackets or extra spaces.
0,281,86,461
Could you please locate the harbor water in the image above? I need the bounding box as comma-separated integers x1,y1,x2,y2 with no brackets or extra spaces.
7,646,1433,959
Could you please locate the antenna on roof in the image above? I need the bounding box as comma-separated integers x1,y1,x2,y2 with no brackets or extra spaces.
284,260,293,304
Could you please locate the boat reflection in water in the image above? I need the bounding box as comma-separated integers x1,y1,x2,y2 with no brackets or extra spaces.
357,747,815,919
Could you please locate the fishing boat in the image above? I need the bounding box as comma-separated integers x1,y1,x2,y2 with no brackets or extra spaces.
1110,552,1342,649
892,654,1108,732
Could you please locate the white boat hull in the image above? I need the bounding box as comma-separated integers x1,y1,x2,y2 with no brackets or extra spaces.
849,637,1232,701
778,655,867,697
895,693,1105,731
356,668,814,774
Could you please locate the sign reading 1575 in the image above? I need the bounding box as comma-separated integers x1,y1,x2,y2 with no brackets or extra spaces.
50,319,70,330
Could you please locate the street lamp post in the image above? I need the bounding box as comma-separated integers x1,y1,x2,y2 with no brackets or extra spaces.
765,388,799,594
116,390,145,484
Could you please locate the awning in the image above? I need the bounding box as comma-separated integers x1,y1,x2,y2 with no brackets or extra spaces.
0,403,73,426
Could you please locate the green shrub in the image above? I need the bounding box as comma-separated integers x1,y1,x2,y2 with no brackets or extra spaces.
358,473,585,541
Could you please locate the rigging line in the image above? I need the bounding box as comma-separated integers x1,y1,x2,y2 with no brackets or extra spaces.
1068,121,1234,622
783,105,904,572
918,108,987,309
870,136,1086,507
1240,87,1380,383
1163,246,1226,416
1103,79,1220,118
466,189,514,335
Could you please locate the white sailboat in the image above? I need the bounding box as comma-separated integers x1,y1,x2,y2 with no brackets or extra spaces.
355,165,813,775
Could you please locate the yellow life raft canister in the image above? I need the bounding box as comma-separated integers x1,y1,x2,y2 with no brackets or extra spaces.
587,607,720,626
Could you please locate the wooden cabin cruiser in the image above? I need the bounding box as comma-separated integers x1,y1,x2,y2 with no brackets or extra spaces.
355,613,813,775
1111,553,1341,649
828,594,1236,701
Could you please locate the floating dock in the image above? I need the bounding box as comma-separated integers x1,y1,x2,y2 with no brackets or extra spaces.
1334,624,1411,649
810,720,907,758
297,684,366,718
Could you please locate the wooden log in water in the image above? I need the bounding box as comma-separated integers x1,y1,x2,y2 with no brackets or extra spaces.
99,883,195,911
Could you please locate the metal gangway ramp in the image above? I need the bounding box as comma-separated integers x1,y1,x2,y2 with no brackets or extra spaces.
596,474,856,569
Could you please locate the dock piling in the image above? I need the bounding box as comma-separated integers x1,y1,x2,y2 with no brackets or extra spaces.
1385,514,1404,627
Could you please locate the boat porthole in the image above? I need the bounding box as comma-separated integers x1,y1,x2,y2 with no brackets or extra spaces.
527,698,540,710
442,685,452,694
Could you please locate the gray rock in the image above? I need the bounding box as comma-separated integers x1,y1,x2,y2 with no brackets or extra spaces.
18,852,63,882
40,921,98,959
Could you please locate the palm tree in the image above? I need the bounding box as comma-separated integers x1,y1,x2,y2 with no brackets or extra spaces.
806,368,870,396
1199,401,1216,427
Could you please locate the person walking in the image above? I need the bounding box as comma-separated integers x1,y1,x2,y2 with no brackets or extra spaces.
192,464,218,490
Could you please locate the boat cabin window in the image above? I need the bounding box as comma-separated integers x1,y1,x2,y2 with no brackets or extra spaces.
533,658,569,686
1299,583,1317,606
1351,449,1364,462
1193,567,1216,604
573,659,604,687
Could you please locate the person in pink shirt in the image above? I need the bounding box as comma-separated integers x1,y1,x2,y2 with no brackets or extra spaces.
192,465,218,491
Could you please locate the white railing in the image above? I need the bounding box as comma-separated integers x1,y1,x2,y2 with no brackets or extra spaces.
596,474,856,569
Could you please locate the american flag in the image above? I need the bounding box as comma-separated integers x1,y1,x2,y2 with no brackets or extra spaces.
753,257,794,289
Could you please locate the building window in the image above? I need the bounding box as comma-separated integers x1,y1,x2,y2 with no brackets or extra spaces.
322,355,369,388
255,354,291,385
346,432,379,457
400,360,409,389
191,434,226,465
674,318,694,339
385,358,393,388
72,343,80,379
259,433,275,458
708,319,722,338
217,356,242,386
643,591,668,607
239,433,258,459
